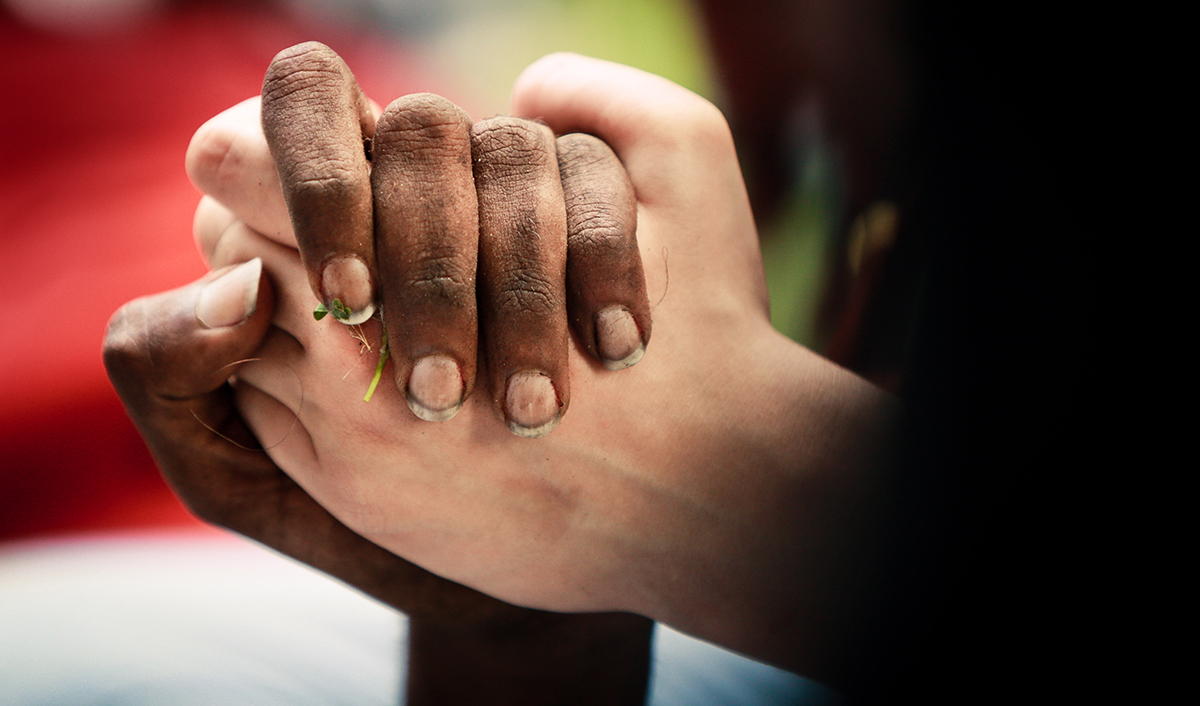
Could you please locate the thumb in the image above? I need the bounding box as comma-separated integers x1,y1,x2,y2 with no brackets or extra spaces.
105,257,273,399
103,258,277,511
102,261,520,624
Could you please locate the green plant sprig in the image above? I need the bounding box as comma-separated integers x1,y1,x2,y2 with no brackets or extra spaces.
362,332,389,402
314,300,389,402
312,298,354,322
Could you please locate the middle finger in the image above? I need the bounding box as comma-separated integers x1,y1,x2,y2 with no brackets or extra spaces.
372,94,479,423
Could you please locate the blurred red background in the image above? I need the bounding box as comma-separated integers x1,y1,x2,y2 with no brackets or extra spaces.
0,0,430,540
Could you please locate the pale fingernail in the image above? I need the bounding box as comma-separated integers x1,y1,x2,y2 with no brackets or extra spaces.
196,258,262,329
407,355,465,422
321,255,375,325
596,306,645,370
505,371,562,438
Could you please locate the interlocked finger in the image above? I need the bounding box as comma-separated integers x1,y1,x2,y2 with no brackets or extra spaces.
262,41,377,325
372,94,479,423
556,133,650,369
472,117,570,438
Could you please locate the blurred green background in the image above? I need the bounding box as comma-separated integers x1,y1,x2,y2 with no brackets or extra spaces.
401,0,839,349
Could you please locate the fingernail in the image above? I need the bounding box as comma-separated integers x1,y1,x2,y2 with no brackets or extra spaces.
596,306,645,370
321,256,375,325
196,258,262,329
407,355,465,422
505,371,562,438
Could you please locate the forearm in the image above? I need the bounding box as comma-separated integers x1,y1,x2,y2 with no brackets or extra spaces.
405,612,653,706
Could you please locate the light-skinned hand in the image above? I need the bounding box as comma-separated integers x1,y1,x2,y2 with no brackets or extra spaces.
193,52,896,680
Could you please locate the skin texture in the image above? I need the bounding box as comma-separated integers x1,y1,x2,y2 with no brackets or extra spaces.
261,42,378,325
557,133,650,368
109,45,664,705
370,93,479,422
112,51,897,689
250,42,650,434
105,261,652,706
471,116,571,435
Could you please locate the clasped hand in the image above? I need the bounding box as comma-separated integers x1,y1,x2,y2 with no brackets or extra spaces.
214,42,653,438
105,46,878,682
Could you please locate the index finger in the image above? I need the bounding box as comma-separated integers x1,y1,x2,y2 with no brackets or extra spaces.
186,97,294,247
262,41,377,325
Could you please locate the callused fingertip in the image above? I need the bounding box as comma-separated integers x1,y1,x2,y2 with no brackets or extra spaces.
596,305,646,371
196,258,263,329
321,255,375,325
407,355,465,423
505,371,563,438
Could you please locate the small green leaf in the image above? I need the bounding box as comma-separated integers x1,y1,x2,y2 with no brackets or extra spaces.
331,298,352,321
313,304,329,321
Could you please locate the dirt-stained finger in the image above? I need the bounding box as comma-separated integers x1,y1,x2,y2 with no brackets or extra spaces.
372,94,479,423
472,117,570,438
262,41,377,325
556,133,650,369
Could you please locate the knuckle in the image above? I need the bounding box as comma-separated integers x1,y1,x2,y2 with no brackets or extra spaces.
206,224,258,272
555,133,613,172
102,301,150,373
287,164,369,208
184,120,232,192
193,196,234,261
567,206,629,253
262,43,371,193
406,248,475,306
673,98,734,151
186,104,276,210
374,93,471,153
629,94,733,158
471,117,554,174
494,267,558,316
556,137,636,255
262,42,346,105
102,298,174,391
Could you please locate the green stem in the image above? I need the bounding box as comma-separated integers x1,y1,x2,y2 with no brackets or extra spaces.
364,329,389,402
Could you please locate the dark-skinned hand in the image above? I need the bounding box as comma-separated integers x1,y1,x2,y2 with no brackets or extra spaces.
246,42,652,437
108,48,895,687
104,43,656,705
